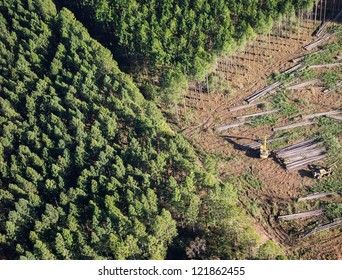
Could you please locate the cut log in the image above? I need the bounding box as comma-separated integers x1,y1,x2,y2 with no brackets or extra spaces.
308,62,342,69
236,109,279,120
273,139,327,171
228,102,265,112
290,50,322,63
278,209,324,221
303,218,342,237
276,143,323,157
302,110,342,119
274,139,320,153
286,154,327,169
286,79,320,90
273,120,315,131
315,21,330,37
216,121,251,132
328,115,342,122
304,33,332,51
283,148,327,164
274,139,319,154
244,81,282,103
298,192,334,202
281,63,304,75
323,81,342,93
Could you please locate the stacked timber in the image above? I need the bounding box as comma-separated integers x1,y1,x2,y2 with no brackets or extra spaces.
308,62,342,69
304,33,332,51
302,110,342,119
273,120,315,131
281,63,305,75
273,139,327,171
314,21,329,37
216,121,251,132
328,115,342,122
244,64,306,103
236,109,279,120
286,79,320,90
290,50,322,63
303,218,342,237
244,81,282,103
228,102,265,112
298,192,334,202
278,209,323,221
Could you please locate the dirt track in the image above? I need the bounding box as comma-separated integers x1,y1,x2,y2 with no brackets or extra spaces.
179,18,342,259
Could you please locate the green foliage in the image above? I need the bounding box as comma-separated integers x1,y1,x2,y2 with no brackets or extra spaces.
316,117,342,158
272,93,299,117
204,183,261,259
251,115,278,127
320,70,341,90
0,0,263,260
61,0,311,80
324,203,342,220
257,240,286,260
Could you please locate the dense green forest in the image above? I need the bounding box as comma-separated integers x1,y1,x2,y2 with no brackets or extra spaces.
0,0,288,260
61,0,314,101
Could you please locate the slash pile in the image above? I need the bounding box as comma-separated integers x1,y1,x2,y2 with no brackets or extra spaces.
273,139,327,172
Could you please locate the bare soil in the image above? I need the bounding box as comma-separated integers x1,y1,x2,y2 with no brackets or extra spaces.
178,19,342,259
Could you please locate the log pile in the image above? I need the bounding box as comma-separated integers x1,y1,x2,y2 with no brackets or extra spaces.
281,63,305,75
304,33,332,51
303,218,342,237
290,50,322,63
302,110,342,119
286,79,320,90
273,120,315,132
308,62,342,69
273,139,327,171
298,192,334,202
328,115,342,122
228,102,265,112
244,81,282,103
216,121,251,132
278,209,324,221
314,21,329,37
236,109,279,120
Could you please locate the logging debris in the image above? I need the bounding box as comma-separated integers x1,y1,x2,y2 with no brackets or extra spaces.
273,139,327,171
216,121,251,132
286,79,320,90
298,192,334,202
303,218,342,237
308,62,342,69
244,81,282,103
236,109,279,120
314,21,330,37
228,102,266,112
302,110,342,119
273,120,315,131
304,33,332,51
278,209,324,221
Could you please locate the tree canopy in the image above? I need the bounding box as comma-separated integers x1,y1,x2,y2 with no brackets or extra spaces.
0,0,266,260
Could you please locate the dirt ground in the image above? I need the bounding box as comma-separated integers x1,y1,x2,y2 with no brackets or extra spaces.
178,19,342,259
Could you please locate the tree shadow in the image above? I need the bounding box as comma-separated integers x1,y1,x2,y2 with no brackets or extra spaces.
221,136,260,159
298,169,313,179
